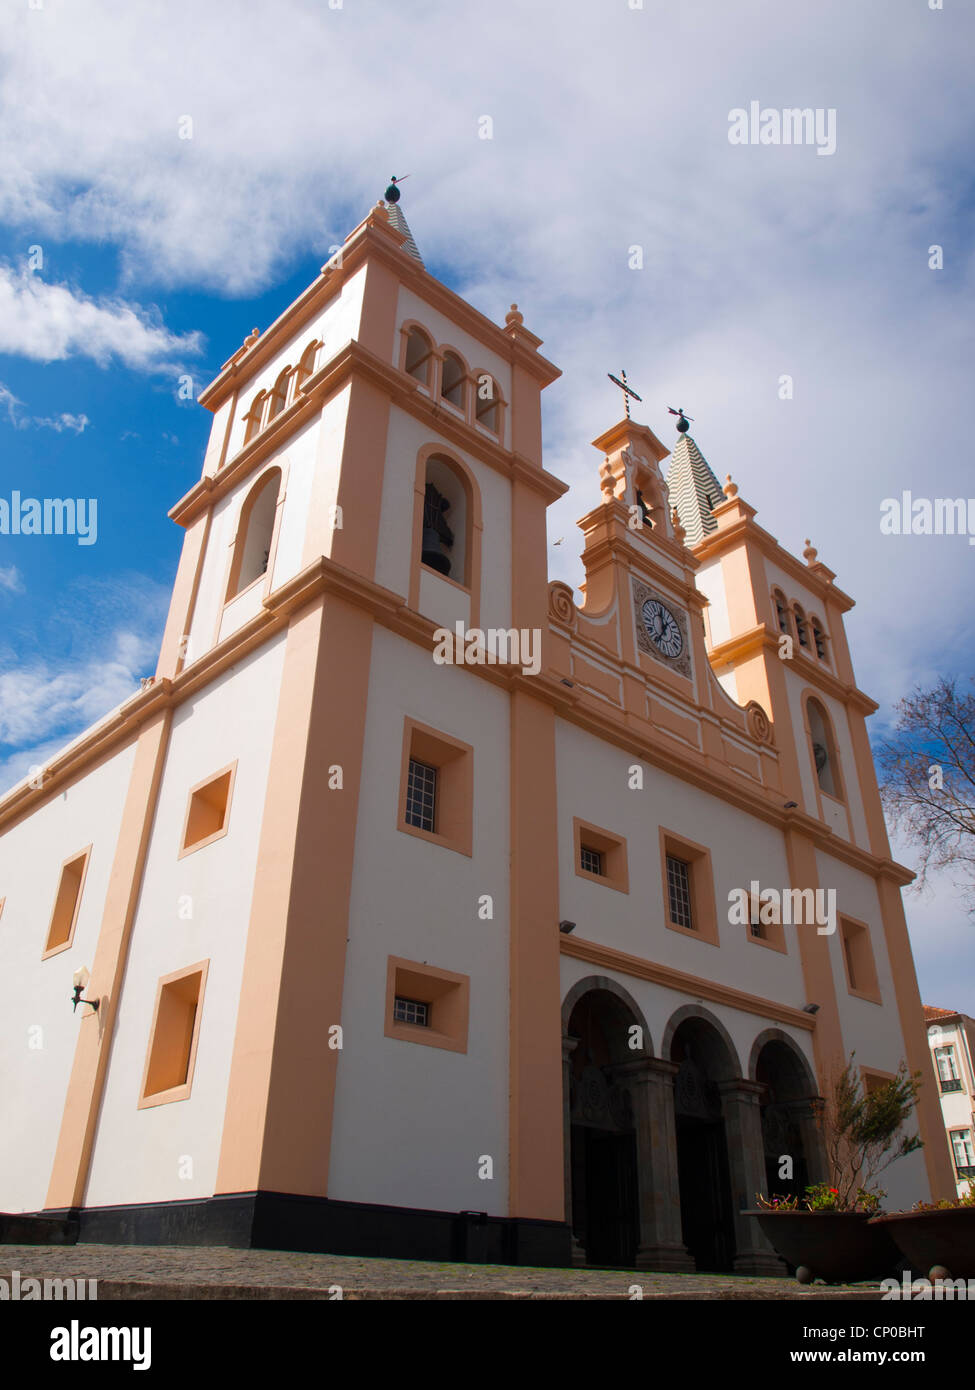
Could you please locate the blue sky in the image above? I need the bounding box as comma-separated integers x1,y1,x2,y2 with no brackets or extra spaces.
0,0,972,1008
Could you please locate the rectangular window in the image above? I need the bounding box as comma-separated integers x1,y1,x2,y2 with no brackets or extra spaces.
393,996,429,1027
935,1046,962,1091
398,719,473,858
180,764,236,857
840,916,881,1002
580,845,604,876
659,829,718,944
140,962,208,1107
43,847,92,957
666,855,693,930
405,758,437,833
950,1129,974,1169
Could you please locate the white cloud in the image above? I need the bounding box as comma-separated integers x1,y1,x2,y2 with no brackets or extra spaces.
31,412,90,433
0,566,23,594
0,382,21,424
0,266,202,372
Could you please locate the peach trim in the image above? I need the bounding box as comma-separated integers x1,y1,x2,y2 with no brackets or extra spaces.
859,1064,897,1092
41,844,92,959
397,717,474,858
137,959,210,1108
0,897,4,921
155,507,212,679
397,319,436,390
658,826,719,946
838,912,882,1005
508,689,564,1222
45,708,173,1209
438,342,472,416
560,933,816,1030
471,367,507,444
572,816,629,894
408,443,483,629
214,592,372,1197
384,956,470,1054
177,760,238,859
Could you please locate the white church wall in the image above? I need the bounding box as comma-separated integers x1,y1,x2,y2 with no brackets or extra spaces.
555,718,808,1008
0,741,137,1212
83,633,287,1208
695,558,731,649
327,626,510,1215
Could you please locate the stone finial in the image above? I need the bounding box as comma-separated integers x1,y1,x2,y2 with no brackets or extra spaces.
671,507,686,545
723,473,738,500
803,538,818,565
244,327,260,348
373,200,389,221
505,303,524,328
599,456,617,501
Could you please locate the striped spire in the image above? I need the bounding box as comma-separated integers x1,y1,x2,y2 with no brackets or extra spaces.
665,433,725,547
385,201,424,266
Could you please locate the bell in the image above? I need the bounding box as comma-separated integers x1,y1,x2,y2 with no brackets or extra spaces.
422,527,451,575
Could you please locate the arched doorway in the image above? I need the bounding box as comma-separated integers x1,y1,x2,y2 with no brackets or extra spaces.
565,988,644,1267
752,1033,823,1201
668,1015,738,1271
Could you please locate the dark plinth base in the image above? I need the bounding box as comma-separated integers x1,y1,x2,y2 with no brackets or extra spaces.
34,1191,571,1268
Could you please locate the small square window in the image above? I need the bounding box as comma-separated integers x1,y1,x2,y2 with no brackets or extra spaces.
580,845,604,876
840,916,881,1003
666,855,693,930
394,996,429,1027
405,758,437,833
385,957,469,1053
180,764,236,857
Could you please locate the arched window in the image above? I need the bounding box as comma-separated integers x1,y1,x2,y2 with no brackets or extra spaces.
421,455,469,585
772,589,792,635
807,697,841,798
440,351,467,410
793,603,809,649
404,328,434,387
227,469,281,600
243,391,267,444
266,368,291,424
811,618,828,661
474,372,501,433
295,340,319,393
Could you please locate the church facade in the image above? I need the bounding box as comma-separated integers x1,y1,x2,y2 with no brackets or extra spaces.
0,195,954,1270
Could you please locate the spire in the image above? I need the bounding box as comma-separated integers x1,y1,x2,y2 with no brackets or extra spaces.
383,176,424,266
665,431,725,547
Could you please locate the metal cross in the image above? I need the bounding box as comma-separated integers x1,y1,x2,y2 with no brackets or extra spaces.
607,370,643,420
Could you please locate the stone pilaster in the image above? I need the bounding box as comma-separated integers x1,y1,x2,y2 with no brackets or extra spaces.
719,1079,786,1275
616,1057,695,1272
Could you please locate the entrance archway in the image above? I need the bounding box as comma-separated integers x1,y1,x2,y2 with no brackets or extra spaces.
751,1031,824,1201
564,984,647,1267
665,1011,739,1272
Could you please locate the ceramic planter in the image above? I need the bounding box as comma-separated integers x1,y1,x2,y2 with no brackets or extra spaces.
870,1208,975,1279
742,1209,901,1283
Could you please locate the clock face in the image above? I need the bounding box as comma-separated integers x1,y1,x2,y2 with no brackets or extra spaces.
641,598,683,659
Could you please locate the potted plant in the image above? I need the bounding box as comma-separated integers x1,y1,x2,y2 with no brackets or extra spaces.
742,1054,922,1283
870,1179,975,1279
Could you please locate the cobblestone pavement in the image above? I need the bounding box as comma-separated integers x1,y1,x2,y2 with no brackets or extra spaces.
0,1244,881,1299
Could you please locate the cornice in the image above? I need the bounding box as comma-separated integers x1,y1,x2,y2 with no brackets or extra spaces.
705,624,879,715
171,341,567,527
198,216,560,413
560,934,817,1031
693,514,855,613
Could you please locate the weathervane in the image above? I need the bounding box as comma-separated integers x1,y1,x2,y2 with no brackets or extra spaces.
668,405,693,433
607,370,642,420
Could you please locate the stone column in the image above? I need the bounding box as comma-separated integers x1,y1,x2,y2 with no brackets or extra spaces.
719,1078,786,1275
616,1057,695,1272
791,1096,828,1185
562,1037,586,1266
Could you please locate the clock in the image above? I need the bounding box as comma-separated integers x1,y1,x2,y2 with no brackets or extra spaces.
641,598,683,659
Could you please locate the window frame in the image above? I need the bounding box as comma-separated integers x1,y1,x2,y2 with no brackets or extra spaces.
398,718,473,858
573,817,629,894
179,762,238,859
42,845,93,959
385,956,470,1054
658,828,718,945
138,960,209,1108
